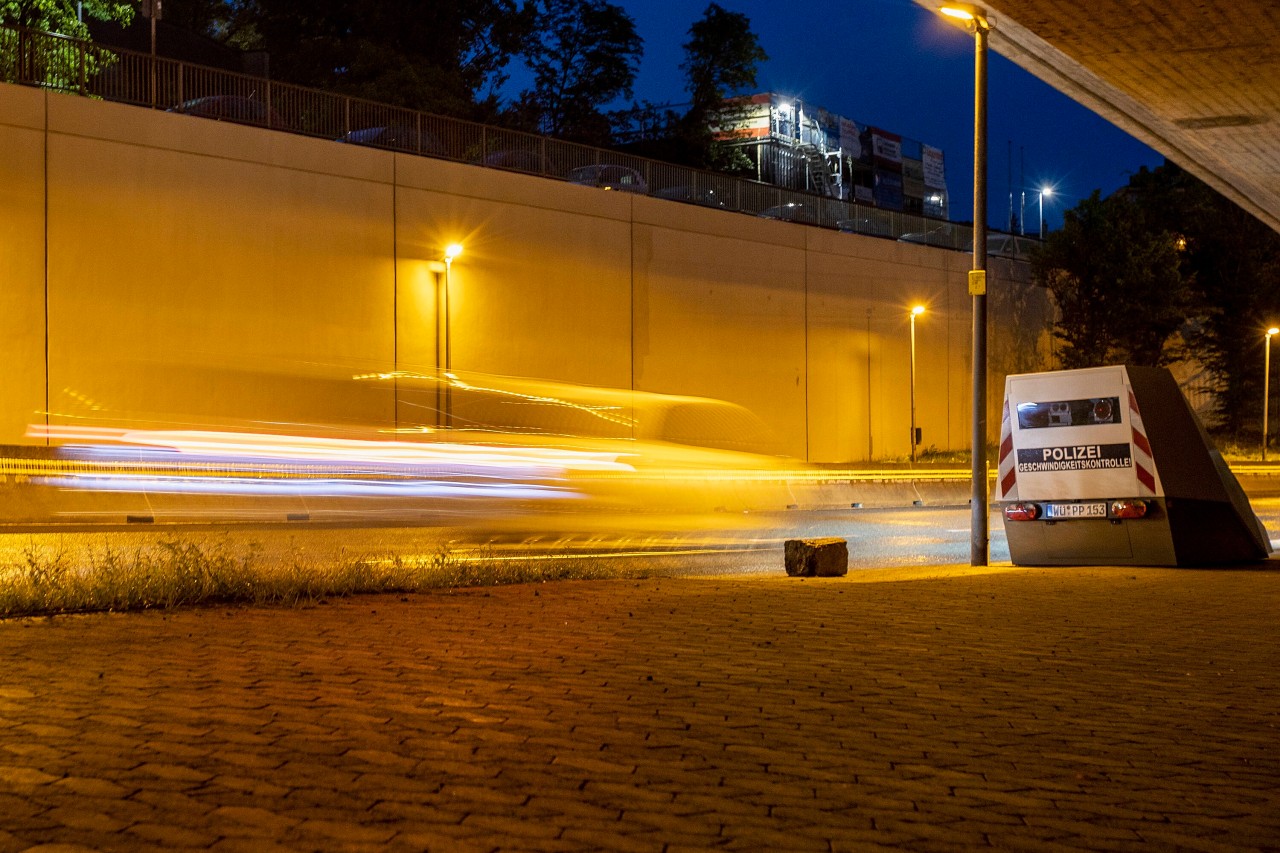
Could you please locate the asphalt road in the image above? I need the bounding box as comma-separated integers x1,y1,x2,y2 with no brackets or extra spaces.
0,504,992,578
3,492,1279,577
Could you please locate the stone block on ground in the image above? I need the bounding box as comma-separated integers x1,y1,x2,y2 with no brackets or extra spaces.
784,538,848,577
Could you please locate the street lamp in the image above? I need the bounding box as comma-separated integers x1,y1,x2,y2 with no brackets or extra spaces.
1038,186,1053,239
910,305,925,463
938,1,992,566
1265,326,1278,461
439,242,464,427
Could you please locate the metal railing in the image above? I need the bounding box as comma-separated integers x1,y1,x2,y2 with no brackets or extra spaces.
0,23,983,249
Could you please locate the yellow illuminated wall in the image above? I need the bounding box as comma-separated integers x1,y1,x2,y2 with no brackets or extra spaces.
0,82,1050,462
0,86,48,443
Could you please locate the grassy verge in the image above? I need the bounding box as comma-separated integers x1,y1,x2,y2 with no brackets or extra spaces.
0,537,631,619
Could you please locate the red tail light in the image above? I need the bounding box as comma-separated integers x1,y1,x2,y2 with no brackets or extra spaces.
1110,499,1149,519
1004,502,1041,521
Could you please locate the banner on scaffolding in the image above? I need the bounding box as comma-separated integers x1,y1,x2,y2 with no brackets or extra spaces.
870,129,902,166
923,145,946,189
839,118,861,160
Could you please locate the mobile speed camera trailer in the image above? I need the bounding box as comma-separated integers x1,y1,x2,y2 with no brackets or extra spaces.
997,365,1271,566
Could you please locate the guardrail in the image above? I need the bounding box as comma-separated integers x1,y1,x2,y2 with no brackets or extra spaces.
0,23,981,247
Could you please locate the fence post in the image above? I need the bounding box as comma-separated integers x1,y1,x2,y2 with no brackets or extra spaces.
344,97,350,138
176,62,183,106
78,41,86,95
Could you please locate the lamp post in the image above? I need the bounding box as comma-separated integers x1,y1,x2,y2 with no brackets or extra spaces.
440,242,464,428
910,305,925,463
141,0,162,106
1038,186,1053,239
939,2,991,566
1265,326,1278,461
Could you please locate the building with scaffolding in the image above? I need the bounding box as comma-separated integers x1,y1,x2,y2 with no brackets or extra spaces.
716,94,948,220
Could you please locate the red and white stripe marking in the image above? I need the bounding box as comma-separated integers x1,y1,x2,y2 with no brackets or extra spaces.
997,399,1018,500
1128,389,1160,495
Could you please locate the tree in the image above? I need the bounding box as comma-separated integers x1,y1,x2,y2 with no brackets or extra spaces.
1034,186,1191,369
1038,162,1280,436
677,2,766,170
1,0,133,38
228,0,530,118
1,0,133,91
1125,163,1280,434
157,0,239,41
513,0,641,144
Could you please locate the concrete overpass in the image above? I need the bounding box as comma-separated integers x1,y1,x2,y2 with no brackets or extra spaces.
914,0,1280,234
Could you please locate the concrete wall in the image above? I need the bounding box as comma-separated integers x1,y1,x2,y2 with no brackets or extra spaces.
0,85,48,445
0,82,1051,462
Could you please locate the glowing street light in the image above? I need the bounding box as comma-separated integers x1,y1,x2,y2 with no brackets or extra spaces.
937,1,992,565
440,243,464,427
910,305,926,463
939,2,985,23
1265,326,1278,461
1038,186,1054,239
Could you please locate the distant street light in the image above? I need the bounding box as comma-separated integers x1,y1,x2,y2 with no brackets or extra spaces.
1039,186,1053,239
1265,326,1278,461
910,305,926,463
440,243,464,428
938,1,992,566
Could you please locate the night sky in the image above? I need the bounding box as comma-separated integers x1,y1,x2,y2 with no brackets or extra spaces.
590,0,1164,232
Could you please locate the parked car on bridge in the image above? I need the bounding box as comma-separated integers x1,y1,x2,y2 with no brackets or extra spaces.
836,215,894,237
757,201,814,223
898,229,1036,260
653,185,733,209
759,200,848,226
339,124,443,156
897,227,959,249
985,234,1038,261
477,149,551,173
167,96,287,130
568,165,648,194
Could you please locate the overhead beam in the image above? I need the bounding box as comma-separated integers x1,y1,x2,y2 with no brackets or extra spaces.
913,0,1280,235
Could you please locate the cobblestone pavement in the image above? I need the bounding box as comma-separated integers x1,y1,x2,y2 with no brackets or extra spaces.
1,564,1278,852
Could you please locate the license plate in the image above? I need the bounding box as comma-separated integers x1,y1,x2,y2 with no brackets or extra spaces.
1044,502,1107,519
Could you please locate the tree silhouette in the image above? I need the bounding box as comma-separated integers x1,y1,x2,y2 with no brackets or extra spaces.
513,0,641,144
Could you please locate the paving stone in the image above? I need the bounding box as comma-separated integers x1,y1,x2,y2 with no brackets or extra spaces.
209,838,306,853
204,774,291,798
132,763,214,784
0,567,1278,850
292,819,398,844
391,827,509,852
125,821,220,847
43,807,130,833
0,765,62,787
48,777,135,799
209,805,300,834
559,826,667,852
460,812,565,839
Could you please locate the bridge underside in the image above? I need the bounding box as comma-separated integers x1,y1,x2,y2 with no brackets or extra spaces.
915,0,1280,234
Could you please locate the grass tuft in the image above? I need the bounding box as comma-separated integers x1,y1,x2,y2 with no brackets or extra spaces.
0,537,632,619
